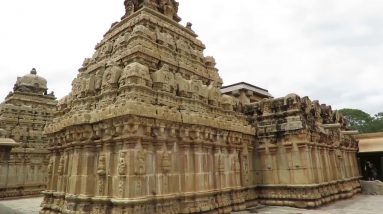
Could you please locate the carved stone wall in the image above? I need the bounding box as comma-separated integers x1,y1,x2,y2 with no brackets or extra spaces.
0,69,57,199
40,2,256,214
243,94,361,208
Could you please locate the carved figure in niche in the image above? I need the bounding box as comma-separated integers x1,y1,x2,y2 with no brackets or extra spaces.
218,155,225,172
132,24,155,41
135,149,146,175
57,156,64,175
118,152,127,175
98,178,105,195
119,62,151,87
151,64,175,93
135,180,142,196
47,157,54,175
242,155,249,184
175,73,191,98
101,62,122,92
97,154,106,176
232,154,240,172
161,150,171,173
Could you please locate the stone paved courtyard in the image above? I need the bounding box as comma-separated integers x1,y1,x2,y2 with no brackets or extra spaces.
0,195,382,214
234,195,383,214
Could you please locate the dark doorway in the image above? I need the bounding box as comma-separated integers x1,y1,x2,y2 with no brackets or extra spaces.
358,152,383,181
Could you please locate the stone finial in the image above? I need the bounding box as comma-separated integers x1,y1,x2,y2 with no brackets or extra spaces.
186,22,192,29
122,0,181,22
30,68,37,75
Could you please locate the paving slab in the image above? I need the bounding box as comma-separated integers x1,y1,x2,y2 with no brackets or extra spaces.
0,197,42,214
1,195,383,214
233,195,383,214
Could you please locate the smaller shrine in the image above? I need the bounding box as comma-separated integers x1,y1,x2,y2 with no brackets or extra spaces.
0,68,57,199
221,82,273,105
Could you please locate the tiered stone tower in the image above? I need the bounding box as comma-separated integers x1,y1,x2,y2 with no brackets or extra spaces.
41,1,256,213
0,69,57,198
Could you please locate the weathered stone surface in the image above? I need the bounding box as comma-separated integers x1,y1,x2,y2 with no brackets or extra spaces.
0,69,57,199
243,94,361,208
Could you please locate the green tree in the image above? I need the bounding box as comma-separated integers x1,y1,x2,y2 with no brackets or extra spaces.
338,109,383,133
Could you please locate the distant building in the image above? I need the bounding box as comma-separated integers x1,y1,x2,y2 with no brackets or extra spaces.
221,82,273,105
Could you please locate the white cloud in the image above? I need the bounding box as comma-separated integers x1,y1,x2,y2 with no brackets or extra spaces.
0,0,382,115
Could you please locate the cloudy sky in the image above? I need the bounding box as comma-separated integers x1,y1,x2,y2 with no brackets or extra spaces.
0,0,382,115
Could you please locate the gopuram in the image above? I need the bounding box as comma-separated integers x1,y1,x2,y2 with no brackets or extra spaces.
0,69,57,199
40,1,361,213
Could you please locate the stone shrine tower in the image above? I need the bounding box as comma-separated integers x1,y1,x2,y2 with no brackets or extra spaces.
40,1,361,213
41,1,255,213
0,68,57,198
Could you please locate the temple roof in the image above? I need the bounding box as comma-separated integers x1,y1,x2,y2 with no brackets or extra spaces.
15,68,47,90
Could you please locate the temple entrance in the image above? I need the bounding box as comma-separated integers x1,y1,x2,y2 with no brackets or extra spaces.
359,152,383,181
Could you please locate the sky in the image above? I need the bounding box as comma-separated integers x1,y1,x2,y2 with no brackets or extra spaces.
0,0,382,115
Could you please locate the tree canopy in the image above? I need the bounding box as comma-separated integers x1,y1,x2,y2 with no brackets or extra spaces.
338,108,383,133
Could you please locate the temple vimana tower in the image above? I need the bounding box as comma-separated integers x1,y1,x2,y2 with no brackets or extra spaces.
0,68,57,198
39,1,361,213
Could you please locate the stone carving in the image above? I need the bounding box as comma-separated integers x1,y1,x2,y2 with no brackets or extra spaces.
132,24,156,41
135,148,146,175
102,62,123,92
118,152,127,175
157,30,176,49
161,149,171,173
57,156,64,175
47,157,54,175
123,0,138,18
151,64,175,93
119,62,151,87
97,154,106,176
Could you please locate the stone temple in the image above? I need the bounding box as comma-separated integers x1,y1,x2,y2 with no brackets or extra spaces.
40,1,361,213
0,69,57,198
